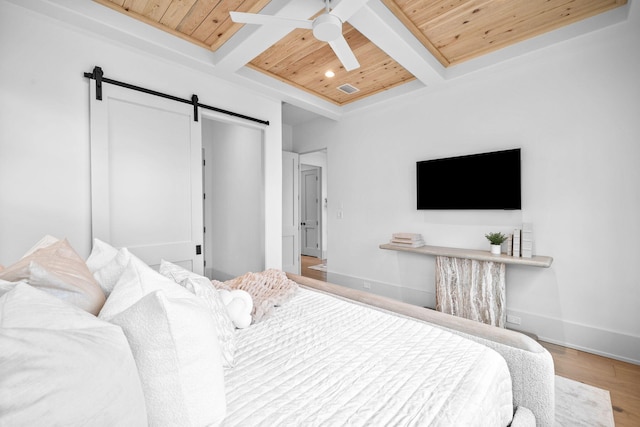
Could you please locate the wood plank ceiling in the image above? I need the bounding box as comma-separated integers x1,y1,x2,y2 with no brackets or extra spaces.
383,0,627,67
95,0,627,106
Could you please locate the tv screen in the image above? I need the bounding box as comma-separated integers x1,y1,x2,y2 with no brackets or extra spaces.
417,148,521,210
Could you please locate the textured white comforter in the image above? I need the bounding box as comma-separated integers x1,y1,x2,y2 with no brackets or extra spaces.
222,288,513,426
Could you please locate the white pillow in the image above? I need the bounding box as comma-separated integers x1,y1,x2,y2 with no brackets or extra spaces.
91,247,133,297
158,259,196,283
98,253,191,320
0,283,147,426
86,238,119,274
109,290,226,426
182,277,238,367
0,279,24,297
159,260,237,367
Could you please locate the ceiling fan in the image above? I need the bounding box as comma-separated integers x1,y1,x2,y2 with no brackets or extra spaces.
230,0,370,72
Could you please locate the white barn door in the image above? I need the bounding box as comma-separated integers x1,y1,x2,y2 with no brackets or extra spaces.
89,82,204,273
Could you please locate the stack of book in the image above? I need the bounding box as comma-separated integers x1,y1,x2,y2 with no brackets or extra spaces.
390,233,425,248
508,223,534,258
512,228,521,257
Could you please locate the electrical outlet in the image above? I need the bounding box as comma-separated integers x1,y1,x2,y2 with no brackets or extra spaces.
506,314,521,325
363,281,371,289
337,210,344,219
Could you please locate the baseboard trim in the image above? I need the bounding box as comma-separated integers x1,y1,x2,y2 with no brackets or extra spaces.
326,271,640,365
506,308,640,365
327,271,435,308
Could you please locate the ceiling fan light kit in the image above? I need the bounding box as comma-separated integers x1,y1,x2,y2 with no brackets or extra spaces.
312,14,342,42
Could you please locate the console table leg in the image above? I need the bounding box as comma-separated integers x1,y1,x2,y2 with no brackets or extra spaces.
435,256,506,327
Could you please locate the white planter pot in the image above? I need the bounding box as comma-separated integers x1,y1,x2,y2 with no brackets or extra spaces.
490,244,501,255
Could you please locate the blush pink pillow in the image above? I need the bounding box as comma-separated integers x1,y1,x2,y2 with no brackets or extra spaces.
0,238,105,315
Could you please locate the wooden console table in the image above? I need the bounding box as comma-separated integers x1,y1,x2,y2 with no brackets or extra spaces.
380,243,553,327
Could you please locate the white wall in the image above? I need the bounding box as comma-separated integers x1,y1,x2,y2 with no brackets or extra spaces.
203,119,264,280
282,123,294,151
0,1,282,268
293,4,640,363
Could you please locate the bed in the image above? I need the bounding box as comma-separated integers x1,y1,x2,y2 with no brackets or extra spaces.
223,286,513,426
0,237,554,426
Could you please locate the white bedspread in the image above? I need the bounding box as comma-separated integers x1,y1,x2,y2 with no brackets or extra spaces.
222,288,513,426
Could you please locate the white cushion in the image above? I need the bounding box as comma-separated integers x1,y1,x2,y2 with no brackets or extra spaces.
109,290,226,426
86,238,119,274
218,289,253,329
159,260,237,367
0,279,24,297
98,253,191,320
90,245,133,297
0,283,147,426
0,238,106,315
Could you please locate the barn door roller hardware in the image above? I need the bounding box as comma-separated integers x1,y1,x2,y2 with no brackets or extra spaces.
83,66,269,126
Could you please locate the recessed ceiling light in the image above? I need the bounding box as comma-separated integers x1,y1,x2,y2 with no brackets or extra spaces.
325,70,335,78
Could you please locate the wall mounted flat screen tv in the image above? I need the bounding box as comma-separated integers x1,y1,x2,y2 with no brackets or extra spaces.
417,148,521,210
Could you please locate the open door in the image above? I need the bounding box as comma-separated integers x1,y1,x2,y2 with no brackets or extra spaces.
282,151,300,274
300,166,322,258
89,81,203,273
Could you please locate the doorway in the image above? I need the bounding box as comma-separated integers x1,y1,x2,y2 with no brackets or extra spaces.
298,150,327,279
202,118,265,281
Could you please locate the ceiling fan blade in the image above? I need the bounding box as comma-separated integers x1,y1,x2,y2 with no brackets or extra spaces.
329,0,370,22
230,11,313,29
329,35,360,71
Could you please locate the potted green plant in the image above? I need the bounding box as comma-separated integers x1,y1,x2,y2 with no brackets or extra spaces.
485,232,507,255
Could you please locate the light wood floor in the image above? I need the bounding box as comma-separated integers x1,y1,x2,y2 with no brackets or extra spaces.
300,256,640,426
300,255,326,282
540,341,640,426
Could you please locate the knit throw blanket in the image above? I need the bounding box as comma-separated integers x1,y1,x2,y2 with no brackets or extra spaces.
213,269,298,323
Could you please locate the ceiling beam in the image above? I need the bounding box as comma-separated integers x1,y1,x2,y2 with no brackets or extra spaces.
348,0,445,87
213,0,323,75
